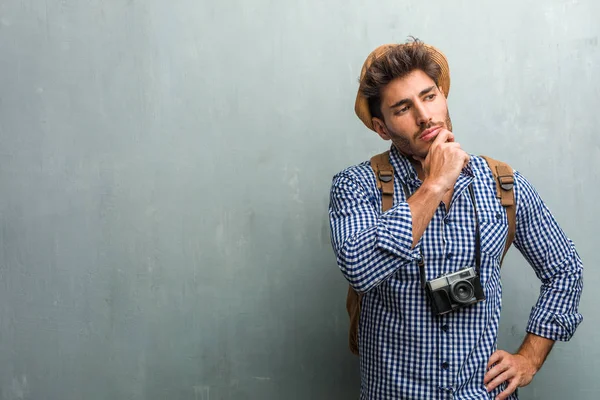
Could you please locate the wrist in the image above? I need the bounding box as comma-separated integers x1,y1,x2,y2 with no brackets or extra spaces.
516,333,555,375
516,350,541,375
421,178,448,198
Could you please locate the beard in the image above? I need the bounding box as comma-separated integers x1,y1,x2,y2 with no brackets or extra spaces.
388,109,453,159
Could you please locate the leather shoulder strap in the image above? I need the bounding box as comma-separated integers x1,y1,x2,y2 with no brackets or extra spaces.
480,155,516,266
370,151,394,212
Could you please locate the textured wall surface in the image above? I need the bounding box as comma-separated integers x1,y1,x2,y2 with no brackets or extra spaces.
0,1,598,399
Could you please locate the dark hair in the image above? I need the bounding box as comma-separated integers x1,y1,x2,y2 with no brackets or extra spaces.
359,39,441,120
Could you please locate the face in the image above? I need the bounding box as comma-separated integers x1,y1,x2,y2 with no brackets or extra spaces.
372,69,452,159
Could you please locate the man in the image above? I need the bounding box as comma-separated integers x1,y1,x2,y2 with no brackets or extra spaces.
328,39,583,399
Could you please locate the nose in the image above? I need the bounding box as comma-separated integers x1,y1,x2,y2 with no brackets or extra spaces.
414,102,431,128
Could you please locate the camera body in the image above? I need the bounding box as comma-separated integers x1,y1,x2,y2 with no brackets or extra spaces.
426,267,485,316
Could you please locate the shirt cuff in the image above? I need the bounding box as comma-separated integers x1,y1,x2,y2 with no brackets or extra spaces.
376,202,421,262
526,306,583,341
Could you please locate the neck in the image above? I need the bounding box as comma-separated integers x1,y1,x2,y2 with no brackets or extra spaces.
399,149,425,181
392,144,428,181
410,158,426,181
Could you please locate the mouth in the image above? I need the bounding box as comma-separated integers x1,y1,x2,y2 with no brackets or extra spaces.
419,125,443,142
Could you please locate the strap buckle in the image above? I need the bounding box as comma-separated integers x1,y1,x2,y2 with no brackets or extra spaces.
498,175,514,191
378,170,393,183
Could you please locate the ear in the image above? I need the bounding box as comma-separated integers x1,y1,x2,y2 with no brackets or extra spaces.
372,118,391,141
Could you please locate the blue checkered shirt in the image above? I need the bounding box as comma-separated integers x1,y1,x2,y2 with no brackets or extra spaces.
329,146,583,399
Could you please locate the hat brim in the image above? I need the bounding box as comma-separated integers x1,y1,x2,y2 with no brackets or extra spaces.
354,43,450,131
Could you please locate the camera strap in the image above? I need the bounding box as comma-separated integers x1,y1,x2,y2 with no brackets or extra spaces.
468,184,482,276
404,183,482,289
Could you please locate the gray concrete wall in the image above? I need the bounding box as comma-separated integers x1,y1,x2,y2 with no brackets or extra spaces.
0,0,597,399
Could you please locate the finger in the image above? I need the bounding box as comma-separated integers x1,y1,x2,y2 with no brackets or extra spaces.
495,379,519,400
441,129,455,143
487,350,507,370
440,142,461,149
486,370,513,393
462,152,471,166
484,363,509,384
434,142,461,157
431,128,453,147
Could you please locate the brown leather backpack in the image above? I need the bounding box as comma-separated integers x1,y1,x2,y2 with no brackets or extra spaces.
346,151,516,355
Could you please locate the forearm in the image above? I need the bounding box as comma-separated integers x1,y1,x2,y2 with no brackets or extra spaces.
406,179,446,248
517,333,555,372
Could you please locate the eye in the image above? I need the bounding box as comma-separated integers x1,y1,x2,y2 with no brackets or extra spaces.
395,105,410,115
425,94,436,101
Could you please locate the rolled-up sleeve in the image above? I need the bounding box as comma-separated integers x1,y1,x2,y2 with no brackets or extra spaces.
513,171,584,341
329,171,420,293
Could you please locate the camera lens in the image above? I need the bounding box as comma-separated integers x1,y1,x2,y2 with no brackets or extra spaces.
451,281,474,304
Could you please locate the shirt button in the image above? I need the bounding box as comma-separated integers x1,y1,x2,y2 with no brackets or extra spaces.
496,212,502,220
441,362,449,370
441,324,449,332
444,218,451,225
446,253,453,260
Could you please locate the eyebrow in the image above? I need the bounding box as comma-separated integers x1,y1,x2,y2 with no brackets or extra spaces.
390,86,437,109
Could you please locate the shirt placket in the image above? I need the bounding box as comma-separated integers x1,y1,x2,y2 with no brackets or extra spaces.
437,176,475,398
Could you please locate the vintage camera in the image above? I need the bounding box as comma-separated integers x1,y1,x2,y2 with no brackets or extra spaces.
426,267,485,316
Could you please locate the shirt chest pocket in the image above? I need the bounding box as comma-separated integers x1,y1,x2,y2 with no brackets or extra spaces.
478,209,509,261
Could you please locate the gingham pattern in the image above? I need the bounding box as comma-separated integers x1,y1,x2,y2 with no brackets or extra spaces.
329,146,583,400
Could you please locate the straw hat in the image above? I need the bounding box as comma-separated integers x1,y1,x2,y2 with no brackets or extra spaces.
355,43,451,131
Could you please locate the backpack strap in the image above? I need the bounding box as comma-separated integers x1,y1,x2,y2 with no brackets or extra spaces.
370,150,394,212
346,285,361,355
480,155,516,266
